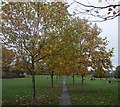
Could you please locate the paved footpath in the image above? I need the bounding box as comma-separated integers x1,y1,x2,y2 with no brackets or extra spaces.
59,79,72,106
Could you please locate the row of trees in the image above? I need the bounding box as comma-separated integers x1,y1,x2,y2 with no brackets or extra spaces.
1,2,114,104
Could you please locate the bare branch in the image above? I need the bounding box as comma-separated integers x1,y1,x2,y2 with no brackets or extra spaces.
74,0,120,9
72,0,120,21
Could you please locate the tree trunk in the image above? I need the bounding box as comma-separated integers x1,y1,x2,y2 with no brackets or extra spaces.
81,75,84,92
81,75,84,85
73,74,74,85
31,72,36,105
51,71,54,87
31,57,36,105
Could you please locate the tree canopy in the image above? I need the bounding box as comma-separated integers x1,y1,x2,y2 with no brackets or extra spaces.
2,46,15,72
1,2,69,104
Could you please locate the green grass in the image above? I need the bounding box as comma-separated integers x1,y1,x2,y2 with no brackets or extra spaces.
66,75,119,106
0,79,2,106
2,75,119,106
2,75,63,105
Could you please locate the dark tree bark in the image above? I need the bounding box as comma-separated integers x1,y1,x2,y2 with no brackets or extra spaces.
31,57,36,105
73,74,74,85
81,75,84,85
51,71,54,87
31,72,36,105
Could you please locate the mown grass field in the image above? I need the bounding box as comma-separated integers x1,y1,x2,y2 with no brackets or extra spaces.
0,78,2,106
2,75,120,106
66,75,119,106
2,75,63,105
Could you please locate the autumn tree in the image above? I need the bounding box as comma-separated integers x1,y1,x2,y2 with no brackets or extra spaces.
69,18,91,85
79,24,113,82
1,2,69,104
67,18,114,85
63,18,93,85
45,17,114,86
2,46,15,77
44,17,81,86
88,24,113,78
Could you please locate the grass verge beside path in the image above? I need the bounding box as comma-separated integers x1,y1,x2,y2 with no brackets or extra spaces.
0,79,2,106
66,75,119,106
2,75,62,105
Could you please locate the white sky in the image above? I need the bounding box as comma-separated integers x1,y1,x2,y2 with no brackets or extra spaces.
96,18,118,66
66,0,119,66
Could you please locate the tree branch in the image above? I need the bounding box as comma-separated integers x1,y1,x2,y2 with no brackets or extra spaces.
74,0,120,9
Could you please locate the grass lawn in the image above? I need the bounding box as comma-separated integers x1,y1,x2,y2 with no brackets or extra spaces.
2,75,63,105
0,79,2,106
66,75,119,106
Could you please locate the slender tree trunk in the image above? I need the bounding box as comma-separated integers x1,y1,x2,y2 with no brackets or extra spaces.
51,71,54,87
31,72,36,105
81,75,84,92
73,74,74,85
81,75,84,85
31,57,36,105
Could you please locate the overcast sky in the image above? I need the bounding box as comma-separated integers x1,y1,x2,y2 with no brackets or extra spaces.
96,18,118,66
66,0,119,66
